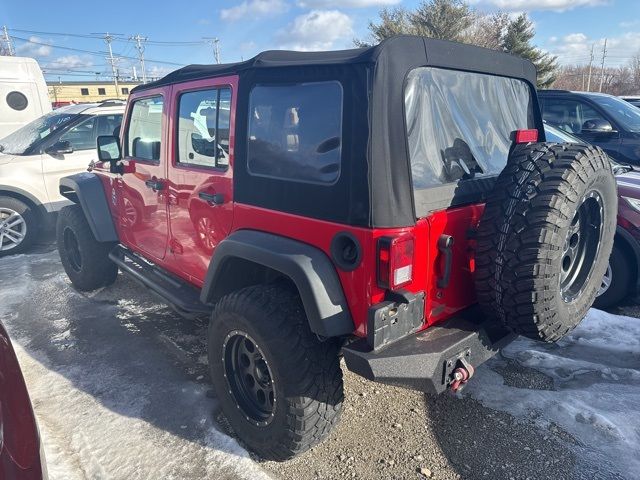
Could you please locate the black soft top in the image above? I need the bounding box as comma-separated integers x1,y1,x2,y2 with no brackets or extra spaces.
134,36,539,228
134,36,537,93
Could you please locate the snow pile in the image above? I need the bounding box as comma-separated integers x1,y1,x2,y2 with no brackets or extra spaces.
0,251,272,480
466,309,640,479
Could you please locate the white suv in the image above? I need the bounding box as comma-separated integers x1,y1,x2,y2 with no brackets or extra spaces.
0,101,124,255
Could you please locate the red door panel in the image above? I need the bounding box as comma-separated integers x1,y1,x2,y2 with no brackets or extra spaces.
165,76,237,285
117,89,169,261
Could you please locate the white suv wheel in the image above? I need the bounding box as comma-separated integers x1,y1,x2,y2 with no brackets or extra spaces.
0,207,27,251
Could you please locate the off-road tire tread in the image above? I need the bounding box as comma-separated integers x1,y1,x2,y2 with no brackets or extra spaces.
57,205,118,291
209,284,343,461
475,142,615,342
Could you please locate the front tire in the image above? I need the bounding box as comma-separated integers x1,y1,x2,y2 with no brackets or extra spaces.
593,245,632,309
57,205,118,291
208,284,344,461
0,196,37,256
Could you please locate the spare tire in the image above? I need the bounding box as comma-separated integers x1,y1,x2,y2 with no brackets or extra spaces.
475,143,617,342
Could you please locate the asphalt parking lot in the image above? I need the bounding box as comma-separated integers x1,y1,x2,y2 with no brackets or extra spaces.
1,240,638,480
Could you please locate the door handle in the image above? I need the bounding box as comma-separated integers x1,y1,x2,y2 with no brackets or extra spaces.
198,191,224,205
145,179,164,191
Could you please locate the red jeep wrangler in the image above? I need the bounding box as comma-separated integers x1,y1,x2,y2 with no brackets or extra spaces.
56,36,617,460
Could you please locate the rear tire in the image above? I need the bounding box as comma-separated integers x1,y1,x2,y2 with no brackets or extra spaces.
475,143,617,342
593,244,631,309
0,196,37,256
208,284,344,461
57,205,118,291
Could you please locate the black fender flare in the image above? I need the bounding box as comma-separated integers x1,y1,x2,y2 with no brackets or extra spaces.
615,225,640,293
59,173,119,242
201,230,355,338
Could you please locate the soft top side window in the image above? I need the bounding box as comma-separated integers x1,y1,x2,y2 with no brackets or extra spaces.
126,95,163,162
247,81,343,185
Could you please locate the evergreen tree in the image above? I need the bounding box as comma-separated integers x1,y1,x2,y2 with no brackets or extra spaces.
411,0,474,42
501,14,558,88
354,7,417,47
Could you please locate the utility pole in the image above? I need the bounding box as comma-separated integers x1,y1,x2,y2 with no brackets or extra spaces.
95,32,123,99
203,37,220,64
599,38,607,93
131,34,148,83
586,44,594,92
2,26,14,56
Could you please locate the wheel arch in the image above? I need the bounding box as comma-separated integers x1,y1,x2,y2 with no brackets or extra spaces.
0,185,47,220
59,173,119,242
201,230,355,338
613,226,640,292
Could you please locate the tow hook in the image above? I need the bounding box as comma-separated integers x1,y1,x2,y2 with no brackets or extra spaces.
450,361,475,393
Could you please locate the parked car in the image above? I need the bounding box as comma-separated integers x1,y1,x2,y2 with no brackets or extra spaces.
538,90,640,165
621,96,640,109
0,101,124,255
544,123,640,308
0,56,51,139
0,320,47,479
56,36,617,460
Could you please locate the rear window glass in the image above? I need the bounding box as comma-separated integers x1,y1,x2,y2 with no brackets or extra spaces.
247,81,342,185
126,96,163,162
405,67,535,189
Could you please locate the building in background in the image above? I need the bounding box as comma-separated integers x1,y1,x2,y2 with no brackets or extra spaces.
47,80,142,107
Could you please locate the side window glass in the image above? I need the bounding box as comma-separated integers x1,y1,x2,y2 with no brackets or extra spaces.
247,82,343,185
542,99,581,134
58,117,96,151
577,103,608,132
177,87,231,169
126,96,163,162
96,114,123,138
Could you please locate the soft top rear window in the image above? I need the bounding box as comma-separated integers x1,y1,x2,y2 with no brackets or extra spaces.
405,67,535,190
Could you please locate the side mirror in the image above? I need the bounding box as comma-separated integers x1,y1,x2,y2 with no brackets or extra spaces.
45,140,73,155
97,135,124,174
582,119,615,134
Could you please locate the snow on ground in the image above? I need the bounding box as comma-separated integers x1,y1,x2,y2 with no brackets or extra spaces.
0,249,271,480
1,247,639,479
466,309,640,480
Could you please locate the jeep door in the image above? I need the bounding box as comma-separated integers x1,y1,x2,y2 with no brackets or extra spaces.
165,77,236,283
117,91,169,260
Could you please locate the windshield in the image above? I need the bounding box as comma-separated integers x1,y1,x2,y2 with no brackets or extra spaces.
590,95,640,132
0,110,78,155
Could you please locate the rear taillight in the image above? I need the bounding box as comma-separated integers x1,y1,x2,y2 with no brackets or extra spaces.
378,235,414,290
515,129,538,143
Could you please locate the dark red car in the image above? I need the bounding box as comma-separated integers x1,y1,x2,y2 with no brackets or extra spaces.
0,321,47,480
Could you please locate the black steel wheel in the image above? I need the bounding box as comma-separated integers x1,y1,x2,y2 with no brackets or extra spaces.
223,330,276,426
560,191,603,303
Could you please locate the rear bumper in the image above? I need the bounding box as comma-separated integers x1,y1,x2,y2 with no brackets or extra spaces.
342,307,516,394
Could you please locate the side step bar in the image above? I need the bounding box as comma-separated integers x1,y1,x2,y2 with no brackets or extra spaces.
109,245,212,319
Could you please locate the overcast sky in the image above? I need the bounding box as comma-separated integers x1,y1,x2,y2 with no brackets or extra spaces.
1,0,638,81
